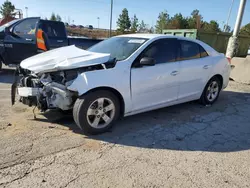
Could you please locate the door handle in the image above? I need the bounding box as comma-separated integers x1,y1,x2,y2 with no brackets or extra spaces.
25,38,33,41
171,71,179,76
203,65,210,69
57,40,64,43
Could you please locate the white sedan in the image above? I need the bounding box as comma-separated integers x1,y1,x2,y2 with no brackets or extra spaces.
15,34,231,134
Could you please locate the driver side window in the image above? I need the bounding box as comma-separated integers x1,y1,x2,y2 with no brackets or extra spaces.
138,39,178,65
13,19,38,37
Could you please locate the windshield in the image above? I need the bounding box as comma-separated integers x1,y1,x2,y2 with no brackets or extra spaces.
88,37,147,61
0,19,20,32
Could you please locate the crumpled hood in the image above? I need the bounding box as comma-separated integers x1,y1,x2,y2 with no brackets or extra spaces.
20,45,110,73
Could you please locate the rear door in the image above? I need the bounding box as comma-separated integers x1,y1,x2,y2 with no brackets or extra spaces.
39,21,68,49
178,40,213,100
4,18,39,64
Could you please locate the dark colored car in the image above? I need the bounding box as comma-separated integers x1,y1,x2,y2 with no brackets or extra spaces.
85,25,93,30
0,17,102,70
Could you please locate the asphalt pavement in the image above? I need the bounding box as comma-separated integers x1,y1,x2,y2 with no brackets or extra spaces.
1,67,250,188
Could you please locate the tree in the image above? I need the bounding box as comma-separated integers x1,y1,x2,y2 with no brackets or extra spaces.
223,25,231,32
117,8,131,33
0,0,15,18
56,14,62,22
138,20,147,33
240,23,250,36
168,13,188,29
202,20,220,32
130,14,139,33
191,9,200,17
155,10,169,33
187,9,203,29
137,20,153,33
50,13,57,21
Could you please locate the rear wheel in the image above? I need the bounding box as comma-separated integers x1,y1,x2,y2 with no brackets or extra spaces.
200,77,222,105
73,90,120,134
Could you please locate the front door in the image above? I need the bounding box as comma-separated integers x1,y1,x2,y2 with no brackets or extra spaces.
131,38,180,111
4,18,39,64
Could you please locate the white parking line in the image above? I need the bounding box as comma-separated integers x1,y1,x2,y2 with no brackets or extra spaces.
0,88,11,91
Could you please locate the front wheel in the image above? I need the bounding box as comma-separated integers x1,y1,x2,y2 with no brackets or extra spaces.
73,90,120,134
200,77,222,105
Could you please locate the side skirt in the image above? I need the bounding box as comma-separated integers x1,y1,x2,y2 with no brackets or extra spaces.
124,96,199,117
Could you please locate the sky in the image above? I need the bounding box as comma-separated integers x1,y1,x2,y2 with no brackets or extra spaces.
6,0,250,30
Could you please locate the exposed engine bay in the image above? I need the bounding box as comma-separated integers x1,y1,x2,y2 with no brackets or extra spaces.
12,60,116,112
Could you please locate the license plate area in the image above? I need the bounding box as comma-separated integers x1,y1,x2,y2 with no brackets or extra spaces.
17,87,40,97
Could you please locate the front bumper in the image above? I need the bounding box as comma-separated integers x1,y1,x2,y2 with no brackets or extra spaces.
17,87,40,97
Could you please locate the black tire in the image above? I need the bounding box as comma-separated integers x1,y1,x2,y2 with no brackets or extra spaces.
200,76,222,105
73,90,120,134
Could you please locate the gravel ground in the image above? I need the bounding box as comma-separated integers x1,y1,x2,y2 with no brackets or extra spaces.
0,67,250,188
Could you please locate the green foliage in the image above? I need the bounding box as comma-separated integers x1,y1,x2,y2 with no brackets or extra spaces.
56,14,62,22
138,20,148,33
240,23,250,36
138,20,146,32
168,13,189,29
155,10,169,33
50,13,57,21
115,8,224,34
117,8,131,33
223,25,231,32
130,14,139,33
202,20,220,32
50,13,62,22
0,0,15,18
187,9,203,29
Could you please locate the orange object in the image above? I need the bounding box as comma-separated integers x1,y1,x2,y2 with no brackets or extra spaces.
36,29,47,51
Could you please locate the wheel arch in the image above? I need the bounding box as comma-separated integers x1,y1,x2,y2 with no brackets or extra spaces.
211,74,223,89
82,86,125,117
200,74,224,98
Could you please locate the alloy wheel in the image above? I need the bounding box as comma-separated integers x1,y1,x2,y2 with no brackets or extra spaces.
86,97,115,129
206,81,219,102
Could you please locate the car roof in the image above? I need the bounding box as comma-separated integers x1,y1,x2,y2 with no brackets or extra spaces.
117,33,219,56
118,33,189,40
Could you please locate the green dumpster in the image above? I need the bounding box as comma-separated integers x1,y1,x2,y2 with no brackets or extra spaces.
162,29,250,57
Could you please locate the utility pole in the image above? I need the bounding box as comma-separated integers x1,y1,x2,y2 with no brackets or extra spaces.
226,0,247,58
109,0,113,37
25,7,28,18
97,17,100,28
224,0,234,32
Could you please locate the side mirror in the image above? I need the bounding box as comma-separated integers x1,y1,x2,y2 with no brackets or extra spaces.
140,57,156,66
4,27,10,34
5,27,17,36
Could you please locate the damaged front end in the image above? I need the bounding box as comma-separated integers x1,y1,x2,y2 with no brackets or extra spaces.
11,45,115,112
12,63,113,112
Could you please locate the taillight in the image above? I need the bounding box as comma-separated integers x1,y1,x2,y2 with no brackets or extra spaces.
227,57,231,64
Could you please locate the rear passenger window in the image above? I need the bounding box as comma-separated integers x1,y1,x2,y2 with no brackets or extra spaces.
200,46,209,58
39,22,66,38
179,40,200,61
